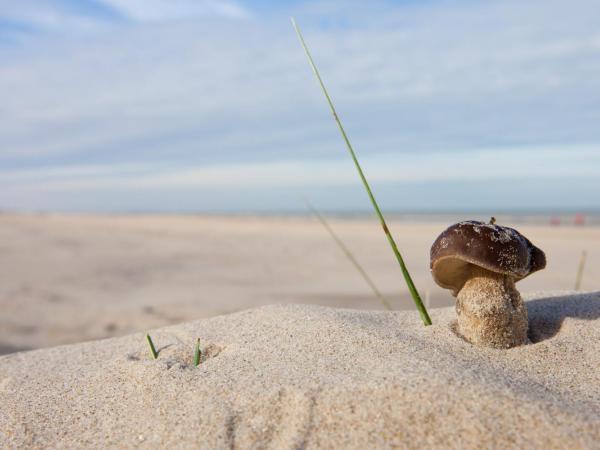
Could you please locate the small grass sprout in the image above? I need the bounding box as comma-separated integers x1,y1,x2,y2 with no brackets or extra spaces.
194,338,201,367
146,333,158,360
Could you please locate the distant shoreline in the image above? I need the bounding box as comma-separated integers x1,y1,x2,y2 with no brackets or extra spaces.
2,210,599,226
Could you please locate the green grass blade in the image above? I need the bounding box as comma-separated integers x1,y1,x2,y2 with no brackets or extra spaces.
194,338,201,367
146,333,158,359
305,199,393,311
291,18,432,325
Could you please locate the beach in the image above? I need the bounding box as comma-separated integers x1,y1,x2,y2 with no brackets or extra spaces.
4,0,599,446
0,213,598,353
1,213,599,448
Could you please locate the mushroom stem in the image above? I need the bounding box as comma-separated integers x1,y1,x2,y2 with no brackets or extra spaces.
455,266,528,348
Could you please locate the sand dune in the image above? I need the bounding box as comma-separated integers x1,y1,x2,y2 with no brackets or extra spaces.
1,292,598,449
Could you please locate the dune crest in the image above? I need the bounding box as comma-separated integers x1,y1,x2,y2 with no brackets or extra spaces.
1,292,599,449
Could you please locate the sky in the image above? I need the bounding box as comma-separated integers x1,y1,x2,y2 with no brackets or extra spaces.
0,0,599,213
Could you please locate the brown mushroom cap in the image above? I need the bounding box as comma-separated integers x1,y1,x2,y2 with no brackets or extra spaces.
430,220,546,294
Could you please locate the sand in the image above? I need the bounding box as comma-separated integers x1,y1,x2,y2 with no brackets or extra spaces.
1,291,598,449
1,213,598,354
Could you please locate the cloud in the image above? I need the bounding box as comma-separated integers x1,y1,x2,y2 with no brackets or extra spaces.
0,0,599,211
101,0,251,21
0,0,250,40
0,2,110,37
1,143,598,190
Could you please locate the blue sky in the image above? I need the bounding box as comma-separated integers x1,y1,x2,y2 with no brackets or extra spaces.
0,0,599,212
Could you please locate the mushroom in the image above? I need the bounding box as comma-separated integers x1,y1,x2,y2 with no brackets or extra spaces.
430,219,546,348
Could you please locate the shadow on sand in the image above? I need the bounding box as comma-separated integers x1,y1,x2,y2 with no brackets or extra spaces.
527,291,600,343
0,344,31,356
